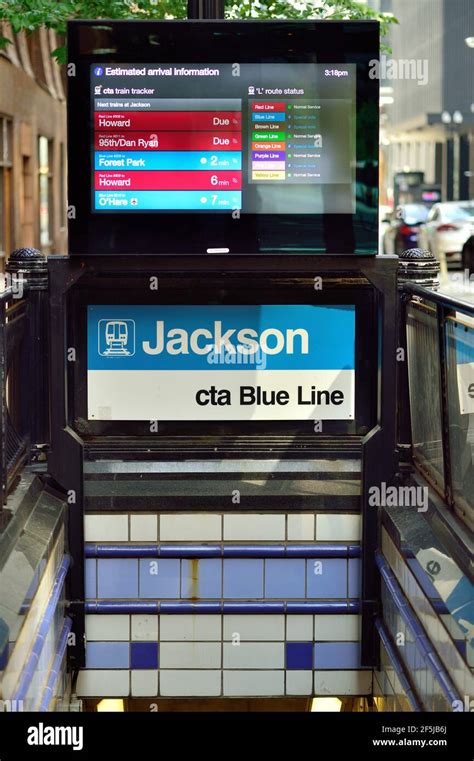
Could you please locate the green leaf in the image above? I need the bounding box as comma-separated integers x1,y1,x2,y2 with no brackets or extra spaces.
0,0,398,58
51,44,67,65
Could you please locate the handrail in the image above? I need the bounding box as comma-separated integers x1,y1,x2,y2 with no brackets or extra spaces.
402,277,474,533
376,553,461,709
404,282,474,315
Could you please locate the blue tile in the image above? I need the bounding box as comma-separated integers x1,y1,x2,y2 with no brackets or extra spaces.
223,559,264,598
181,559,222,599
348,559,361,598
85,559,97,599
286,642,313,670
139,559,180,599
315,642,361,669
130,642,159,669
97,559,138,598
265,559,305,598
404,639,418,671
306,559,347,598
86,641,129,669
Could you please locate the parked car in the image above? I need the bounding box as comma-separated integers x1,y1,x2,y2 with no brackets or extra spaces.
382,203,429,255
462,234,474,272
418,201,474,268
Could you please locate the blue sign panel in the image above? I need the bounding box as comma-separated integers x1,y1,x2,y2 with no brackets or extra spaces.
87,304,355,421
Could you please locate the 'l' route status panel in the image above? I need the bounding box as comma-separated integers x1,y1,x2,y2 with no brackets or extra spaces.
91,63,356,214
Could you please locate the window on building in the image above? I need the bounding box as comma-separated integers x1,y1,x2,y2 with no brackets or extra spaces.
38,135,53,252
0,117,13,265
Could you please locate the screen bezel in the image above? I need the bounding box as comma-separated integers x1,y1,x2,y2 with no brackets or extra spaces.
67,19,379,256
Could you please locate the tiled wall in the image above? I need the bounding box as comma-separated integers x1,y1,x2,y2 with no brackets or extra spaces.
85,556,361,601
78,511,369,698
380,578,454,711
381,529,473,706
0,531,70,711
84,512,362,544
374,527,474,713
374,641,415,713
77,613,371,698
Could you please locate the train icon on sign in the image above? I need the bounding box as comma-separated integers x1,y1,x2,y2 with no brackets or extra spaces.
98,319,135,357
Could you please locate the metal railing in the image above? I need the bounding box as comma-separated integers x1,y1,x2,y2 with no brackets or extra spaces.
403,282,474,532
0,248,49,525
0,286,29,515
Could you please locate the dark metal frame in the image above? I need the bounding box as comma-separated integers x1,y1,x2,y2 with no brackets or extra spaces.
68,267,378,441
0,287,30,519
47,253,398,669
402,282,474,547
67,18,379,257
47,0,395,673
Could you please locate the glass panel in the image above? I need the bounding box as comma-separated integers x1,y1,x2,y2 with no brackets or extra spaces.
406,302,444,490
445,314,474,531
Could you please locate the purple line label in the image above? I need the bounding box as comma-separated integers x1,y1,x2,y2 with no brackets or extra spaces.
252,151,285,161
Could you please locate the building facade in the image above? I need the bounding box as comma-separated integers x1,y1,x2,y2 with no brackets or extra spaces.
370,0,474,204
0,23,67,266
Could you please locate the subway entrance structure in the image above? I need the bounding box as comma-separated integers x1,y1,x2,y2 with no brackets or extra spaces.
1,10,471,714
56,17,394,703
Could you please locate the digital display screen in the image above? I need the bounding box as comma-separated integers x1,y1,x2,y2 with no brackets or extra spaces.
68,20,379,255
92,63,356,215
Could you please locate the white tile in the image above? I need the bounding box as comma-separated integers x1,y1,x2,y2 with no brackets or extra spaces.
131,615,158,641
223,615,284,641
286,671,313,695
76,670,130,697
224,670,284,696
131,670,158,697
160,514,221,541
160,642,221,669
287,514,315,541
314,615,361,641
160,670,221,697
314,670,372,696
223,642,284,669
223,514,285,541
84,514,128,542
286,616,313,641
316,514,361,542
130,515,157,542
85,615,130,641
159,615,221,641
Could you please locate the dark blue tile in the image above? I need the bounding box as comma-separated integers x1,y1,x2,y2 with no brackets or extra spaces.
286,642,313,670
130,641,159,670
